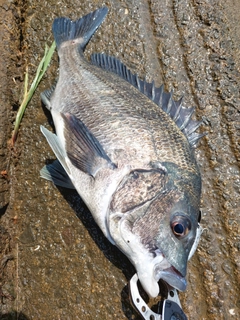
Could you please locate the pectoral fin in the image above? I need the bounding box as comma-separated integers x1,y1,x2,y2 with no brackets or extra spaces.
62,113,117,177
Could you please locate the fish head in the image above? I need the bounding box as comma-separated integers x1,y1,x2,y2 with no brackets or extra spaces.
108,162,201,298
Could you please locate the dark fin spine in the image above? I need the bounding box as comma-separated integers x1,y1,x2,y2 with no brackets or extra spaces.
188,131,207,147
53,7,108,50
62,113,116,177
178,107,195,130
172,97,183,121
91,53,206,147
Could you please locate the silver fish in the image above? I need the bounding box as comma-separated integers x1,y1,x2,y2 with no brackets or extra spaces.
40,7,205,298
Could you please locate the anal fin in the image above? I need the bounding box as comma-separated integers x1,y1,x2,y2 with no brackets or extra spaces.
62,113,117,177
40,125,70,176
40,160,75,189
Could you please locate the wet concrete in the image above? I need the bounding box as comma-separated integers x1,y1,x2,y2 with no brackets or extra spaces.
0,0,239,319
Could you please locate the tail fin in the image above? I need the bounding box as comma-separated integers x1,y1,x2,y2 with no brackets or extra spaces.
52,7,108,50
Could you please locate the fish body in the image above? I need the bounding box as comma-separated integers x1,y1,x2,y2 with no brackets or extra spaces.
40,7,204,298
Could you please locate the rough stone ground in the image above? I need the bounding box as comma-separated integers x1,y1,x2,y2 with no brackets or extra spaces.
0,0,239,319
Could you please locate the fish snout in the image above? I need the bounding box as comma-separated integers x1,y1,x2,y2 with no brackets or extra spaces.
154,263,187,292
136,256,187,298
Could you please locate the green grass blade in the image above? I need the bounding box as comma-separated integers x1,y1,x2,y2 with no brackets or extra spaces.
11,41,56,145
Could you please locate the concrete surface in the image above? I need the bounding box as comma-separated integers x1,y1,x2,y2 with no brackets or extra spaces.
0,0,239,319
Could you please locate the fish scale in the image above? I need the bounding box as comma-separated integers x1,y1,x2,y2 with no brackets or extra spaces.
40,6,204,311
54,44,196,171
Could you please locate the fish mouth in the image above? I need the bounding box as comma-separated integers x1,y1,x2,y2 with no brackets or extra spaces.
154,264,187,292
135,253,187,298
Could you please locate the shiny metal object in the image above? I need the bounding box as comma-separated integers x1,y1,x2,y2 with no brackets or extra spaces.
129,273,188,320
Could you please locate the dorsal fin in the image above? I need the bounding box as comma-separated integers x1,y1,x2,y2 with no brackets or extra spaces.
91,53,206,147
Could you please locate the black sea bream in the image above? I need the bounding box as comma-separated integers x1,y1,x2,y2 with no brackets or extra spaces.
40,7,205,298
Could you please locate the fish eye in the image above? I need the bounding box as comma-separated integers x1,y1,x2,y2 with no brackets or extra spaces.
170,214,191,238
173,223,184,235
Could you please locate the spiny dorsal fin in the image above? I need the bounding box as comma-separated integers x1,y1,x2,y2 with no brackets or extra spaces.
91,53,206,147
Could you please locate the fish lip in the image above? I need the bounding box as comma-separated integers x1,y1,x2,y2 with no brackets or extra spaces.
154,264,187,292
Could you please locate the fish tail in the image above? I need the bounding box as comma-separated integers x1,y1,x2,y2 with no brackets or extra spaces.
52,7,108,50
